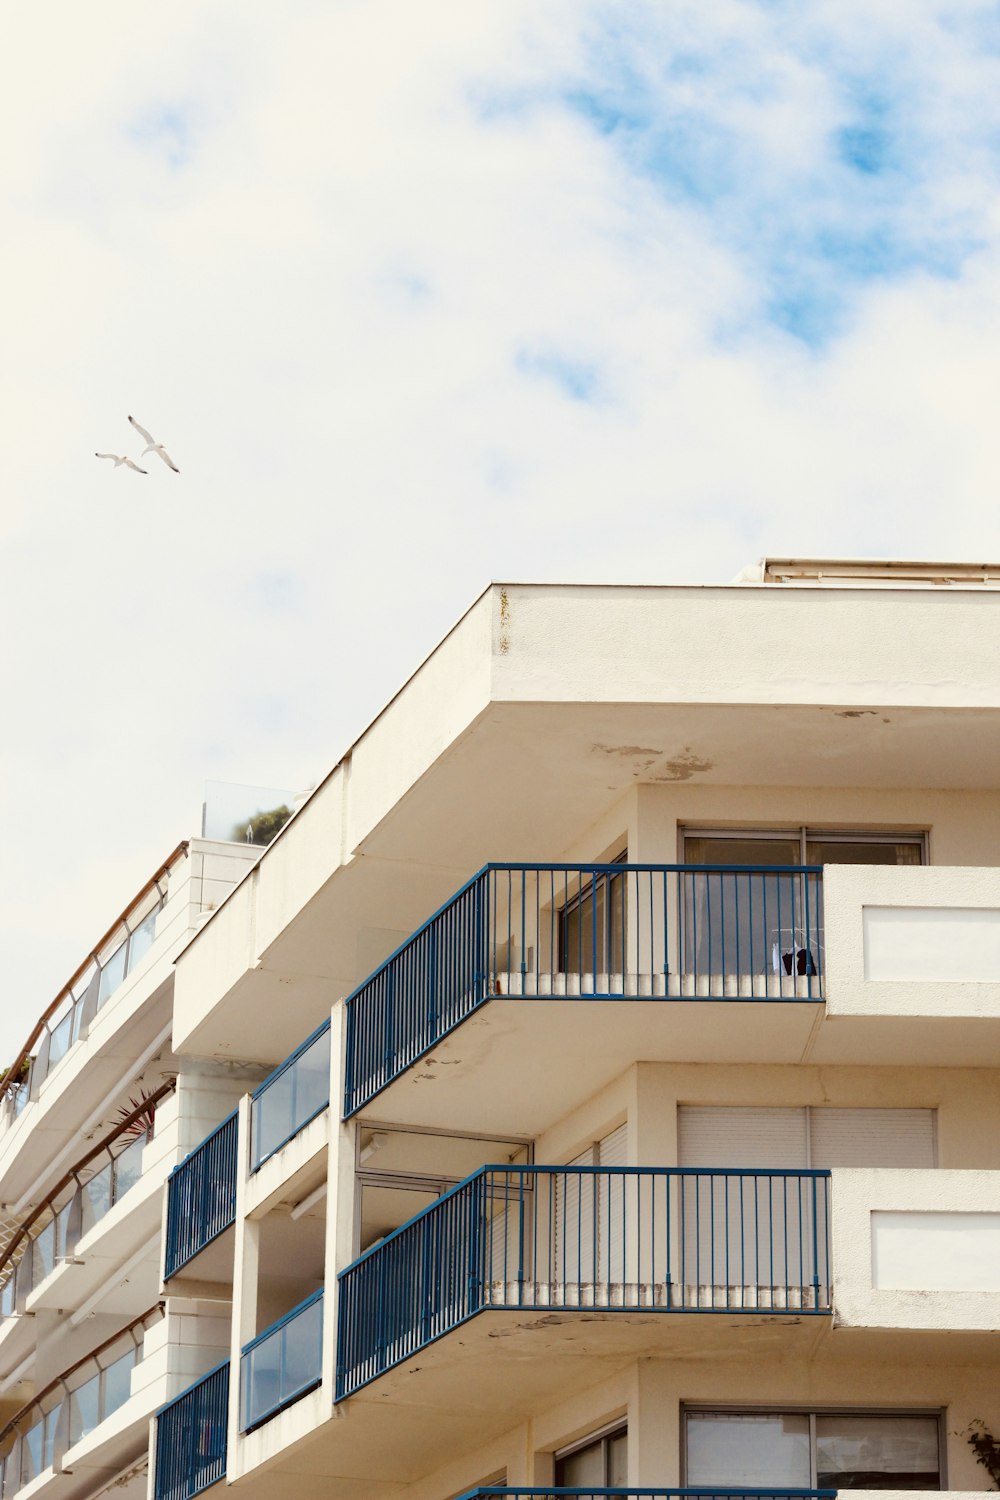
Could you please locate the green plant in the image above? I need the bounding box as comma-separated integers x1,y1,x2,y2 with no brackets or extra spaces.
231,804,292,846
963,1421,1000,1489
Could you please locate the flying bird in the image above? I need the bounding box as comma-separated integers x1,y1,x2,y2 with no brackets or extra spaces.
128,415,180,473
95,453,147,474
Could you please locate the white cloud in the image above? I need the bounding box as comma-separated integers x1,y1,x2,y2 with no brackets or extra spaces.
2,0,1000,1061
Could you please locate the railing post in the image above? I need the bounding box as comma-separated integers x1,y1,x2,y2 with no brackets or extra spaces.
428,922,439,1038
812,1173,822,1307
467,1177,484,1314
383,966,395,1081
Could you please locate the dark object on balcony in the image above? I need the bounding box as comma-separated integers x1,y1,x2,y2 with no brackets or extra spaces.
782,947,818,976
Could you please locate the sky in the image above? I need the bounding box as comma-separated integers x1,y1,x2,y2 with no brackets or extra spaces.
2,0,1000,1064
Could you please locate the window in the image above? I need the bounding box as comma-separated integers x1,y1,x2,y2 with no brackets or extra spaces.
685,1409,942,1490
555,1425,627,1486
354,1125,530,1254
559,848,628,977
683,828,926,867
681,827,924,978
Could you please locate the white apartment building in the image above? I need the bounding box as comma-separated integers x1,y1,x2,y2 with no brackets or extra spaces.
2,559,1000,1500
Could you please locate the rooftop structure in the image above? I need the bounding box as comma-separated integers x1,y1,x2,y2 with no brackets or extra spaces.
2,560,999,1500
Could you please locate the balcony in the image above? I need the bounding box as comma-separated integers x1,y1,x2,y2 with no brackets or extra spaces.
239,1290,324,1431
164,1111,238,1280
154,1362,228,1500
0,1084,172,1347
337,1165,831,1400
0,1306,162,1500
0,844,189,1136
344,863,824,1120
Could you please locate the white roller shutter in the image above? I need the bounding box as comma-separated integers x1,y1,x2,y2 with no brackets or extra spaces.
809,1108,935,1168
598,1123,628,1167
556,1124,628,1287
678,1106,935,1168
678,1107,808,1168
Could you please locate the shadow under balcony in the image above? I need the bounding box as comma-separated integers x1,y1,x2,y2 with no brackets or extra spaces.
344,863,824,1134
336,1164,832,1407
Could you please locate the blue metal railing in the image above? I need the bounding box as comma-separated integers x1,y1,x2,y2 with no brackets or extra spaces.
250,1020,331,1171
337,1164,831,1399
344,863,824,1117
240,1289,323,1431
164,1112,239,1279
154,1362,229,1500
456,1492,836,1500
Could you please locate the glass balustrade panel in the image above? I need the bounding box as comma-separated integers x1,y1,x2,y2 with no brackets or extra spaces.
290,1032,331,1132
112,1134,146,1203
101,1348,136,1417
32,1222,55,1286
125,909,158,975
20,1417,45,1485
97,943,128,1007
48,1011,73,1068
69,1373,100,1445
281,1297,323,1401
82,1166,112,1234
252,1072,295,1165
241,1336,281,1431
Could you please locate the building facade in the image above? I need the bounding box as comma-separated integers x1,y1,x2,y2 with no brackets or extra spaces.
2,561,1000,1500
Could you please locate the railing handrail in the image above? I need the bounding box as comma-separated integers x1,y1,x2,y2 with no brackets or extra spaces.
0,841,189,1107
338,1164,832,1278
342,862,824,1014
0,1303,162,1449
252,1017,331,1101
241,1287,324,1357
154,1358,230,1420
342,865,491,1009
0,1079,174,1286
166,1106,238,1181
484,863,824,874
457,1491,837,1498
457,1491,837,1499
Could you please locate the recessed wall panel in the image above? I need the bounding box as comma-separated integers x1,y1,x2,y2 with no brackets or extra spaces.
863,906,1000,981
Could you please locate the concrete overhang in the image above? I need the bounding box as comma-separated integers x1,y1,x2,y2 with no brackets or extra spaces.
173,582,1000,1066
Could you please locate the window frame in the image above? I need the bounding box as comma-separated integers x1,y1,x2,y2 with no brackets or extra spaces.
352,1119,533,1257
680,826,928,865
554,1418,628,1485
681,1404,947,1490
557,847,628,976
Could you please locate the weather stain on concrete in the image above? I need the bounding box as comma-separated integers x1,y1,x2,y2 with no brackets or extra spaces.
655,748,714,781
835,709,877,718
594,744,663,758
498,587,511,655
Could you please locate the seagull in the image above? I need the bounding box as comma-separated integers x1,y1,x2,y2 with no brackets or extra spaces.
128,415,180,473
95,453,147,473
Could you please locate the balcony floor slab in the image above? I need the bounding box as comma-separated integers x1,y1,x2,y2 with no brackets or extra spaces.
356,999,1000,1136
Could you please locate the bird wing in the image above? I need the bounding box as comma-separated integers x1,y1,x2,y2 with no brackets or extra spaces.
124,458,148,474
95,453,119,462
128,415,155,445
154,447,180,473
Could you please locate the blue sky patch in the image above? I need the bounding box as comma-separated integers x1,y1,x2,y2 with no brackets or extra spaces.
128,105,195,169
515,348,602,402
